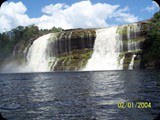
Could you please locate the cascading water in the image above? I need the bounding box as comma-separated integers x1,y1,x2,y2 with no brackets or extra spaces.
127,24,141,70
127,23,141,52
84,26,123,70
26,33,53,72
68,32,72,53
128,42,140,52
84,23,142,71
0,23,143,73
128,54,136,70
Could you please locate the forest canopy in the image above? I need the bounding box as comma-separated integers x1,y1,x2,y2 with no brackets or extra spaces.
0,25,62,58
144,11,160,67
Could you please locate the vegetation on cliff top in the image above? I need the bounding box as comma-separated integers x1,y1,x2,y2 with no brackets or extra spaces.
1,11,160,70
0,25,62,58
143,11,160,68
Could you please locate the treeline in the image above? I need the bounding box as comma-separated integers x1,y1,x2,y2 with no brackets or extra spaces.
0,25,62,58
144,11,160,68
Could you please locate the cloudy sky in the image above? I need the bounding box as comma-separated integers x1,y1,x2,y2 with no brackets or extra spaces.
0,0,159,33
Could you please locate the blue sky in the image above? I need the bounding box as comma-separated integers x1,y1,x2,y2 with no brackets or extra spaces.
5,0,159,18
0,0,159,32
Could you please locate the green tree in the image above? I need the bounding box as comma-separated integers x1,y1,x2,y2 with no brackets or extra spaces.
22,25,39,40
0,24,62,59
144,11,160,67
50,26,63,33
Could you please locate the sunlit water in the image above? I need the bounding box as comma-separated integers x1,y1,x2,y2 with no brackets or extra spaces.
0,70,160,120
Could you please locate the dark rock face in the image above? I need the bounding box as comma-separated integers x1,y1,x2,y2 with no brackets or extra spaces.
11,35,44,64
0,28,96,71
47,29,96,71
49,29,96,57
116,21,150,70
2,20,158,71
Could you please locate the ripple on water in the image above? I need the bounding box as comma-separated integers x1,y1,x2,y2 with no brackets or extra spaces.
0,71,160,120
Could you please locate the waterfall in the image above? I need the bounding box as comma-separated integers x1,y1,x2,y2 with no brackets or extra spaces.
26,33,53,72
68,32,72,52
84,26,123,70
0,23,144,72
84,23,142,71
127,23,141,52
128,54,136,70
128,42,140,52
126,23,140,70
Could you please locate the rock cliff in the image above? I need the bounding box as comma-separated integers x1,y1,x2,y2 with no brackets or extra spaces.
1,19,159,72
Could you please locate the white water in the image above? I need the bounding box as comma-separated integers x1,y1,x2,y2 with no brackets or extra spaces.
68,32,72,53
26,34,53,72
0,23,143,73
84,26,123,70
128,42,140,52
127,23,140,52
127,24,140,70
129,54,136,70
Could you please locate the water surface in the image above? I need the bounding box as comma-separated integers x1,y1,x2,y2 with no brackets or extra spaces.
0,70,160,120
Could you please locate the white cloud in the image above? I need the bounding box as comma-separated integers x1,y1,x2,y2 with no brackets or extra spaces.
42,3,69,15
113,7,138,23
0,2,31,32
0,0,139,33
34,0,138,29
144,1,159,12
